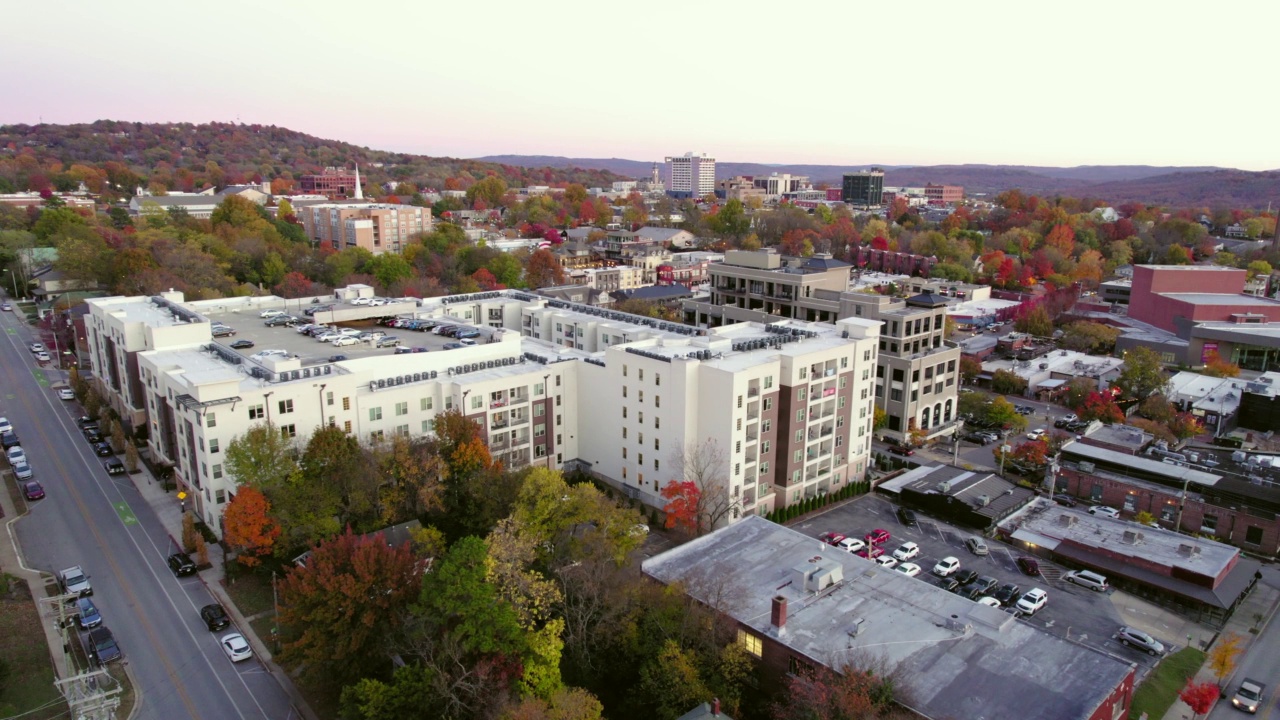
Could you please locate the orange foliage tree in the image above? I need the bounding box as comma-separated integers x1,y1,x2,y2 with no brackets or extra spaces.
660,480,700,535
223,486,281,567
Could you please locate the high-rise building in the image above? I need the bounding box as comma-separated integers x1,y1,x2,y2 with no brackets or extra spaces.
841,168,885,206
664,153,716,198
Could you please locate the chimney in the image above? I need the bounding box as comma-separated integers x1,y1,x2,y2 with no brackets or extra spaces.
771,595,787,635
712,698,720,716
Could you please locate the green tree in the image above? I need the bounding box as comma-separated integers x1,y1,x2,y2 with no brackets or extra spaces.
1247,260,1273,280
487,253,524,288
300,425,377,527
631,640,710,720
986,396,1027,432
466,176,508,208
990,369,1029,396
959,356,982,385
210,195,267,229
709,199,750,240
366,253,414,290
1165,245,1192,265
1113,346,1167,400
931,262,973,282
1014,305,1053,337
31,207,88,240
258,252,288,288
1061,321,1121,354
224,423,299,491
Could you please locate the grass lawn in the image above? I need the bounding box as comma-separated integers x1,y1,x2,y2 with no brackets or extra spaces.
1129,646,1207,720
223,570,277,618
0,576,66,720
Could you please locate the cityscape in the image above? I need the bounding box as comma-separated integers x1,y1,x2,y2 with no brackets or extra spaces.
4,4,1280,720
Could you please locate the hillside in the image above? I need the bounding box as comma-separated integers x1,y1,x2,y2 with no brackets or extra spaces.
1078,170,1280,209
0,121,630,196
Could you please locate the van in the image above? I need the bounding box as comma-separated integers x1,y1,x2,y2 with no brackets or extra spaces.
1064,569,1109,592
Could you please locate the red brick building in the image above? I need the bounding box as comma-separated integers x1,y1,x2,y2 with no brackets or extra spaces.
299,167,359,198
924,184,963,206
1127,265,1280,334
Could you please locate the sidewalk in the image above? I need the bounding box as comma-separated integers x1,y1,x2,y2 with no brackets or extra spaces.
0,472,72,678
125,460,320,720
1159,580,1280,720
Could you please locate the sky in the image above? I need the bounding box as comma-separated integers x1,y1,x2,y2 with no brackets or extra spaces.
3,0,1280,170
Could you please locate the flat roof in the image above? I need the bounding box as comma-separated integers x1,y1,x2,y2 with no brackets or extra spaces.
1060,441,1222,486
642,516,1134,720
1159,293,1280,306
1136,264,1243,271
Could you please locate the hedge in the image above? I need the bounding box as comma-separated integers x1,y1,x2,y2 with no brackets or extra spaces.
765,479,872,523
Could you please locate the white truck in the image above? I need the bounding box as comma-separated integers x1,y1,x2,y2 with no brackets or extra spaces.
59,566,92,597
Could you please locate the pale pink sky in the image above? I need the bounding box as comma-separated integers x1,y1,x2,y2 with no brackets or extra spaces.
4,1,1279,169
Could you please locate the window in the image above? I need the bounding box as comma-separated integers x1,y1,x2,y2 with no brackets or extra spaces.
1201,514,1218,533
794,450,802,463
445,397,454,410
638,369,644,381
278,399,294,415
212,464,223,479
326,392,334,406
655,374,661,386
800,367,808,379
623,407,627,419
737,395,743,408
344,420,352,433
343,397,351,411
735,440,741,453
1123,495,1137,512
422,420,431,433
796,409,804,422
396,402,408,416
734,463,740,476
654,438,660,451
535,423,546,437
557,414,562,426
1246,526,1263,546
248,404,264,420
654,416,660,429
763,419,771,432
760,461,769,474
736,418,742,431
370,407,383,421
215,489,225,504
535,404,545,417
206,412,217,428
421,397,433,411
471,395,483,410
655,395,660,408
209,439,219,454
369,429,384,443
534,382,545,396
765,375,773,389
281,424,297,438
795,430,803,443
798,388,807,401
737,630,763,657
638,453,644,465
654,459,659,471
1161,505,1176,522
639,391,644,403
623,365,628,377
396,424,410,437
623,386,628,398
764,397,773,411
623,447,628,459
762,440,770,454
556,375,561,387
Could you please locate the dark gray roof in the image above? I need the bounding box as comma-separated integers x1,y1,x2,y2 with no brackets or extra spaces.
906,291,950,308
616,285,693,302
802,255,852,271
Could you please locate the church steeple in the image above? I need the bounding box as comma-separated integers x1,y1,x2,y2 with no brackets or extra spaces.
353,163,363,200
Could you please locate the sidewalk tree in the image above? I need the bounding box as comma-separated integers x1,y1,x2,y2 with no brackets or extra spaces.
124,443,140,473
277,528,420,685
959,356,982,385
1207,632,1244,685
223,486,281,567
181,512,199,553
1178,681,1219,718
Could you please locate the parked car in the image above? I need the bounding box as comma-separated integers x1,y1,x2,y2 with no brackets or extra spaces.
0,431,17,449
315,332,341,343
1231,678,1265,714
874,556,898,569
76,416,97,430
34,351,51,362
350,297,372,306
1064,570,1109,592
58,388,76,401
73,597,102,629
1116,626,1165,656
965,537,989,556
1015,588,1048,615
894,562,922,578
264,315,298,327
376,336,402,348
854,545,884,560
87,626,122,665
83,428,103,443
22,480,43,500
229,339,255,349
211,325,235,337
976,596,1002,608
0,417,11,435
896,508,917,527
14,460,33,480
892,542,920,561
60,566,92,596
201,603,231,631
961,575,999,599
7,446,27,466
930,575,960,593
259,309,285,318
865,529,891,545
220,632,253,663
1088,505,1121,519
167,552,197,577
331,336,359,347
963,433,992,445
93,442,113,457
1053,495,1078,508
888,444,915,457
932,557,960,577
328,355,348,362
993,583,1022,606
443,342,463,350
820,532,847,546
29,342,45,353
104,458,126,475
837,537,866,554
1016,557,1041,576
954,569,980,587
459,338,477,346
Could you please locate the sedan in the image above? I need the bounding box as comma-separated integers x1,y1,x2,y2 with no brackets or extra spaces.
0,417,10,435
34,351,51,362
83,429,102,443
58,388,76,401
1116,626,1165,656
894,562,922,578
891,542,920,561
315,332,341,343
976,596,1002,608
328,355,348,362
221,633,253,663
874,556,898,569
895,508,917,527
201,603,231,631
1089,505,1121,519
229,339,255,350
993,583,1022,606
29,342,45,353
93,442,114,457
104,459,126,475
22,481,44,501
0,303,8,311
865,529,891,546
1016,557,1041,576
1015,588,1048,615
167,552,197,577
1026,428,1046,440
7,446,26,466
932,557,960,577
819,532,847,546
331,336,359,347
888,444,914,457
962,433,992,445
13,461,33,480
953,569,980,587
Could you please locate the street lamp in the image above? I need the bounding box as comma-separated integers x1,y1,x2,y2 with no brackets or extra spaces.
998,444,1012,477
2,268,17,298
952,420,965,465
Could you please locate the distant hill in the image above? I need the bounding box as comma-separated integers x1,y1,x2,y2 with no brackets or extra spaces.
0,122,630,196
475,155,1265,206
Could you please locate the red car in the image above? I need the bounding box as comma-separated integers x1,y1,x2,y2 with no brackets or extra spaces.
865,529,891,546
855,545,884,560
22,481,44,501
1016,557,1040,576
819,532,847,546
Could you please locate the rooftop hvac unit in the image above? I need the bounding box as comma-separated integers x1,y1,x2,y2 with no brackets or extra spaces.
1057,514,1078,527
1079,462,1095,473
975,494,990,507
937,481,952,493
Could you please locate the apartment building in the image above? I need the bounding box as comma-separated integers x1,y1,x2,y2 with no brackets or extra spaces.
299,167,359,198
924,183,964,206
683,249,961,444
85,288,878,534
296,203,433,254
665,152,716,198
841,168,885,207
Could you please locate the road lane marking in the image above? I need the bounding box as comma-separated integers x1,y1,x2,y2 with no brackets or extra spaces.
113,501,139,526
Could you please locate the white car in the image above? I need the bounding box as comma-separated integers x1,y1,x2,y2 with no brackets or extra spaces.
836,537,866,554
977,596,1002,608
29,342,45,353
1015,588,1048,615
7,446,27,466
874,556,898,569
1026,428,1046,441
459,338,477,346
1061,413,1079,423
58,388,75,401
259,309,285,319
1089,506,1121,519
894,562,922,578
892,542,920,561
220,633,252,663
331,336,359,347
369,298,388,306
35,351,51,362
0,417,12,435
350,297,372,306
336,328,362,337
932,556,960,577
315,332,341,343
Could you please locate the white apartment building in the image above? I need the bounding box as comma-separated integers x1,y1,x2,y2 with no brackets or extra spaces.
664,152,716,197
86,289,878,535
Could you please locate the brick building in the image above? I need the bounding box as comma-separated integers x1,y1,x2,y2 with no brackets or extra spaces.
924,183,963,206
299,167,360,198
296,203,433,254
1127,265,1280,334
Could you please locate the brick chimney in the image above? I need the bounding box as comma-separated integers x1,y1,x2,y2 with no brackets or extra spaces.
771,595,787,635
712,698,720,716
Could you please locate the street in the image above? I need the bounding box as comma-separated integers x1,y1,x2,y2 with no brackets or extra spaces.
1206,565,1280,719
1,308,295,720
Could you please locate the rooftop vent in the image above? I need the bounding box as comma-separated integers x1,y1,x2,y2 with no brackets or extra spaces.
975,494,991,507
1179,543,1202,556
1121,530,1144,545
1057,514,1078,528
937,480,952,493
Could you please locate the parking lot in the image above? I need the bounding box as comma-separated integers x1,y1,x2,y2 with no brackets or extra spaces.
791,493,1177,671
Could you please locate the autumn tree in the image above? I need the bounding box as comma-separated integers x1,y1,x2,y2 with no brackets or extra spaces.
525,248,565,289
1061,321,1121,354
1178,681,1219,719
660,480,700,535
668,440,737,535
1202,350,1240,378
431,410,521,540
1113,346,1167,401
277,529,420,685
223,486,281,567
990,369,1028,396
631,640,709,720
498,687,604,720
770,663,904,720
467,176,509,208
1207,632,1244,686
1014,305,1054,337
1169,412,1205,440
274,271,312,299
1076,392,1125,424
374,435,446,525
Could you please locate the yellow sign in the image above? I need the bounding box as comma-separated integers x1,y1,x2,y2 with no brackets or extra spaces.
177,491,187,500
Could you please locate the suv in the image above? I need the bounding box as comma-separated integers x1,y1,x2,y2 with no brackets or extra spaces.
1,431,19,450
1116,626,1165,656
1232,678,1265,714
965,537,989,556
376,336,402,348
200,603,231,631
72,597,103,630
896,507,917,527
86,626,122,665
1015,588,1048,615
1064,570,1109,592
167,552,197,576
60,566,92,596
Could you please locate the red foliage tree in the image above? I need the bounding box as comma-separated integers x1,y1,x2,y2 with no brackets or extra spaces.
274,271,312,299
1178,681,1219,717
1076,392,1125,424
870,236,889,251
223,486,281,567
660,480,700,534
471,267,504,291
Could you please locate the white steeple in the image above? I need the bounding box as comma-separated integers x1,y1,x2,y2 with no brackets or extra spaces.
353,163,363,200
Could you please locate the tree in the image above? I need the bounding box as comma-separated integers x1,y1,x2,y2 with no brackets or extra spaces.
1247,259,1273,280
375,435,446,525
367,253,414,290
300,425,376,527
872,406,887,431
467,176,508,209
958,357,982,385
1207,632,1244,686
277,529,420,684
223,486,281,567
1165,245,1192,265
660,480,700,535
1061,321,1121,354
668,440,738,534
499,687,604,720
1014,305,1053,337
708,199,750,240
991,369,1028,396
1114,346,1167,400
1077,392,1125,424
274,271,312,299
632,640,709,720
985,396,1028,432
770,663,902,720
1169,412,1205,440
1202,350,1240,378
525,249,565,289
1178,681,1219,718
224,423,300,492
181,512,199,553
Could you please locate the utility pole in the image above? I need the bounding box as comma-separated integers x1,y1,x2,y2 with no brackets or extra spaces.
999,444,1011,477
42,594,122,720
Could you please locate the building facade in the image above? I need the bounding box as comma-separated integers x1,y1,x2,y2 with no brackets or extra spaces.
85,289,879,534
296,203,433,254
299,167,359,198
841,168,885,206
924,183,963,206
665,153,716,197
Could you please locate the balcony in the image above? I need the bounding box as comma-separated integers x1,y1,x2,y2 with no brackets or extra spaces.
748,386,760,397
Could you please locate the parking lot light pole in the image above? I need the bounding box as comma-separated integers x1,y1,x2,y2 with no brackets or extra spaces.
999,444,1011,477
952,420,965,465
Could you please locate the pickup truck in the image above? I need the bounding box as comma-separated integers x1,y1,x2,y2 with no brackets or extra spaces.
60,566,93,596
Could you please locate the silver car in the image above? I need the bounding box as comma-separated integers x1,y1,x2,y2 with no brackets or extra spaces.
1115,626,1164,656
